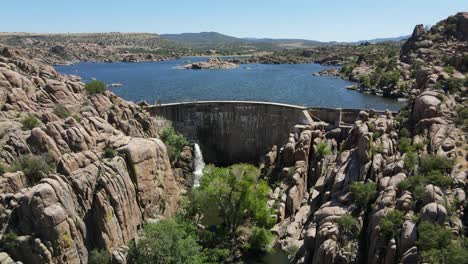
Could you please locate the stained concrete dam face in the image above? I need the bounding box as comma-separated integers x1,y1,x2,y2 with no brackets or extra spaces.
148,101,310,165
147,101,389,165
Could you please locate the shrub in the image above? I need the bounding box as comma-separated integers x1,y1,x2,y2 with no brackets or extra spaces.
398,137,412,153
349,181,377,209
378,70,400,87
416,221,468,264
245,227,273,253
102,148,117,159
0,231,18,252
10,154,54,184
315,142,332,160
445,78,463,93
88,249,111,264
360,75,371,88
127,218,205,264
85,80,107,95
53,105,70,118
399,128,410,138
404,150,418,172
160,127,189,162
337,215,359,241
21,115,40,130
419,155,454,175
379,210,404,242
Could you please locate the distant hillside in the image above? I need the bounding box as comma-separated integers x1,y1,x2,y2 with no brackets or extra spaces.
160,32,242,46
354,35,410,44
160,31,408,49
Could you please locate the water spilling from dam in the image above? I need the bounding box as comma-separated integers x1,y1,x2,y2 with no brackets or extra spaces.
192,143,206,187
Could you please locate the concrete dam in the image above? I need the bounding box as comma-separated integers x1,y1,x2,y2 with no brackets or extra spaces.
147,101,390,165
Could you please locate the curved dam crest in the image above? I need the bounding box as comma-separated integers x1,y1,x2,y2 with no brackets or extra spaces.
147,101,393,165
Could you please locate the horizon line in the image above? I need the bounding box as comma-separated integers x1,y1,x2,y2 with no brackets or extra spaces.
0,30,411,43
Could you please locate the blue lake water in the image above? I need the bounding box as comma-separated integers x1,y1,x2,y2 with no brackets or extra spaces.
55,57,402,110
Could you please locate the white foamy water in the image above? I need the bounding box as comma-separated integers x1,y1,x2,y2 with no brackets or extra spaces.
192,143,205,188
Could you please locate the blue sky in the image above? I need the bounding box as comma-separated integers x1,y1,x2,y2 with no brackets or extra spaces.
1,0,466,41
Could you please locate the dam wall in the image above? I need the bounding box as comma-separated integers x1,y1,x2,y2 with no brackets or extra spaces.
147,101,392,165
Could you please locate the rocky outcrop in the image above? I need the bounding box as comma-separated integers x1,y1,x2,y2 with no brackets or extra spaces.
180,57,239,70
0,47,183,263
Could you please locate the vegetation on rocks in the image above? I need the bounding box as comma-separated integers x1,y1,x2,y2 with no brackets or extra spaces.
379,210,404,243
128,217,206,264
417,221,468,264
88,249,111,264
160,126,190,162
53,104,71,118
10,154,54,184
349,181,377,209
85,80,107,95
21,114,40,130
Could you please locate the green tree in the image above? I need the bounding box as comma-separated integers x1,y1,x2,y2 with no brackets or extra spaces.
85,80,107,95
128,218,205,264
244,227,274,253
359,75,371,88
379,210,404,243
337,215,360,242
315,141,332,160
192,164,273,241
349,181,377,209
160,127,189,162
417,221,468,264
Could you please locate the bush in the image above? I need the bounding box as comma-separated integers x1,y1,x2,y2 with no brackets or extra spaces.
399,137,413,153
53,105,70,118
399,128,410,138
0,231,18,252
245,227,273,253
360,75,371,88
379,210,404,242
88,249,111,264
128,218,205,264
337,215,359,241
416,221,468,264
404,150,418,172
445,78,463,93
378,70,400,87
102,148,117,159
10,154,54,184
85,80,107,95
419,155,454,175
160,127,189,162
349,181,377,209
21,115,40,130
315,142,332,160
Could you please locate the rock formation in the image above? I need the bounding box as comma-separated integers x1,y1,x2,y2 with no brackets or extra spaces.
0,46,184,263
180,57,239,70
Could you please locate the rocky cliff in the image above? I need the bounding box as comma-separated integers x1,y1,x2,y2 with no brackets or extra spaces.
0,47,183,263
261,13,467,263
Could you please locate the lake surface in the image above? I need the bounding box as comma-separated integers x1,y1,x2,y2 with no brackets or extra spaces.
55,57,402,110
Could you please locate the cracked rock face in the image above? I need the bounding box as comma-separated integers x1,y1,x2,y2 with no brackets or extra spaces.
0,47,183,263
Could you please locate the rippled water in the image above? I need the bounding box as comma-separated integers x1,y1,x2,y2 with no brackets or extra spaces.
55,57,401,110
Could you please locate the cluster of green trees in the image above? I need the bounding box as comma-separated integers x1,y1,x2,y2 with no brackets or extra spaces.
127,163,275,264
417,221,468,263
399,155,454,203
